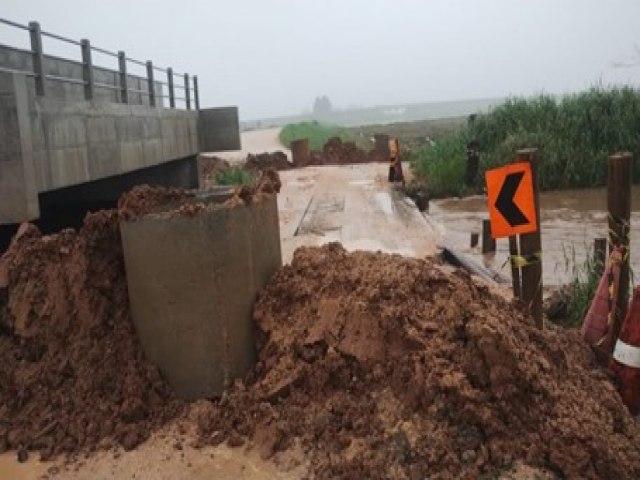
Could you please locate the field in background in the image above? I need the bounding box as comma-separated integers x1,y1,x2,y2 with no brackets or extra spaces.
279,122,364,150
279,117,466,153
411,86,640,198
346,117,466,151
244,97,503,130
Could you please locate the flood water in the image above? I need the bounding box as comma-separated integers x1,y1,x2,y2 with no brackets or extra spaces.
430,185,640,286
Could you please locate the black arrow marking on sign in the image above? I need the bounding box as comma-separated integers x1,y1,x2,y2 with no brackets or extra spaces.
495,171,529,226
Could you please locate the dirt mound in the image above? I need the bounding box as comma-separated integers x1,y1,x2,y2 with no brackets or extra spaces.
0,211,184,461
246,151,293,171
199,155,230,185
246,138,386,171
317,136,369,165
196,243,640,479
117,185,188,220
301,137,386,167
118,170,280,221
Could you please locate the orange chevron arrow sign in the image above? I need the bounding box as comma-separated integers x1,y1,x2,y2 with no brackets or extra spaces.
485,162,538,239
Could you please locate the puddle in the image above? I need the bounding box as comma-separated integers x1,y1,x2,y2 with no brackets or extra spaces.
0,453,48,480
374,192,394,215
431,186,640,285
348,179,374,187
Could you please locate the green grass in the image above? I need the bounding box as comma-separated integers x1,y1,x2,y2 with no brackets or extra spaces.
410,86,640,198
346,117,466,151
410,134,472,198
562,244,602,327
216,165,254,186
279,121,361,150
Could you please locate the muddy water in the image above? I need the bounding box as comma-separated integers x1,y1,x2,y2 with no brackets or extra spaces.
430,186,640,286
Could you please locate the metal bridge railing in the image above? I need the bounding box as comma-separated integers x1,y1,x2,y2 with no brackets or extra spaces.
0,17,200,110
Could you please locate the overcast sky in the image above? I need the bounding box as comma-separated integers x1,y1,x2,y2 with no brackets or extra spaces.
2,0,640,119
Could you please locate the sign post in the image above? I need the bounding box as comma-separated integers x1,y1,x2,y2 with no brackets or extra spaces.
485,148,543,328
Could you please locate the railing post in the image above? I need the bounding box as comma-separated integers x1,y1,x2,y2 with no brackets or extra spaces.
28,21,46,96
146,61,156,107
118,50,128,104
167,68,175,109
481,219,496,254
184,73,191,110
80,39,94,101
607,152,632,352
516,148,543,328
193,75,200,110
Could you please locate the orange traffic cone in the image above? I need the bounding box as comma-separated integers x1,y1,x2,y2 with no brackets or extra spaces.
610,286,640,415
581,246,624,353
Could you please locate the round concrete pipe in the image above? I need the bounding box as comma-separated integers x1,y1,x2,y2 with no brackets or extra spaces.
120,191,282,399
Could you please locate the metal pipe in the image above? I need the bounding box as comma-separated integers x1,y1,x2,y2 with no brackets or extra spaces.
0,18,29,30
41,30,81,46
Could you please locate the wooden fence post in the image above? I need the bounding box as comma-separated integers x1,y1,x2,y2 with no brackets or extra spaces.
516,148,543,328
608,152,632,352
482,219,496,254
470,233,479,248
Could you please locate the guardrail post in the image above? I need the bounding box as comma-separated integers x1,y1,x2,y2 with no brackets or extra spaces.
167,68,175,108
193,75,200,110
80,39,94,101
146,61,156,107
607,152,632,352
481,219,496,254
118,50,128,104
516,148,543,328
28,21,46,96
184,73,191,110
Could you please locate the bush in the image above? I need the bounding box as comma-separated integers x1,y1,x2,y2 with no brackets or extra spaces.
216,165,253,186
410,134,471,198
411,86,640,197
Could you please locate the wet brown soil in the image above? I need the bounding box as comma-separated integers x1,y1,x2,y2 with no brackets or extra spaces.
0,214,184,461
196,243,640,479
244,137,387,171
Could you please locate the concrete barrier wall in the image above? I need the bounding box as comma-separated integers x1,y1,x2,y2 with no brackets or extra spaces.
0,72,39,222
199,106,241,152
0,44,163,105
120,193,282,399
0,71,199,223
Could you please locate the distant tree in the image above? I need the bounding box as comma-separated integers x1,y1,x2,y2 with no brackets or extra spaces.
312,95,333,117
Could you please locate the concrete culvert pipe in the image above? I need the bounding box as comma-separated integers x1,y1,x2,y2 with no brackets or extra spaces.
119,188,282,399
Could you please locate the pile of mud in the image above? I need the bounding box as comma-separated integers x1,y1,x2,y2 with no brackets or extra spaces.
199,155,230,185
311,136,384,166
245,138,387,171
0,214,184,460
197,243,640,479
246,151,293,171
119,169,281,221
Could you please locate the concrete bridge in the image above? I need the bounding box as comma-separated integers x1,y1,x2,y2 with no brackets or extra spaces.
0,18,240,229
